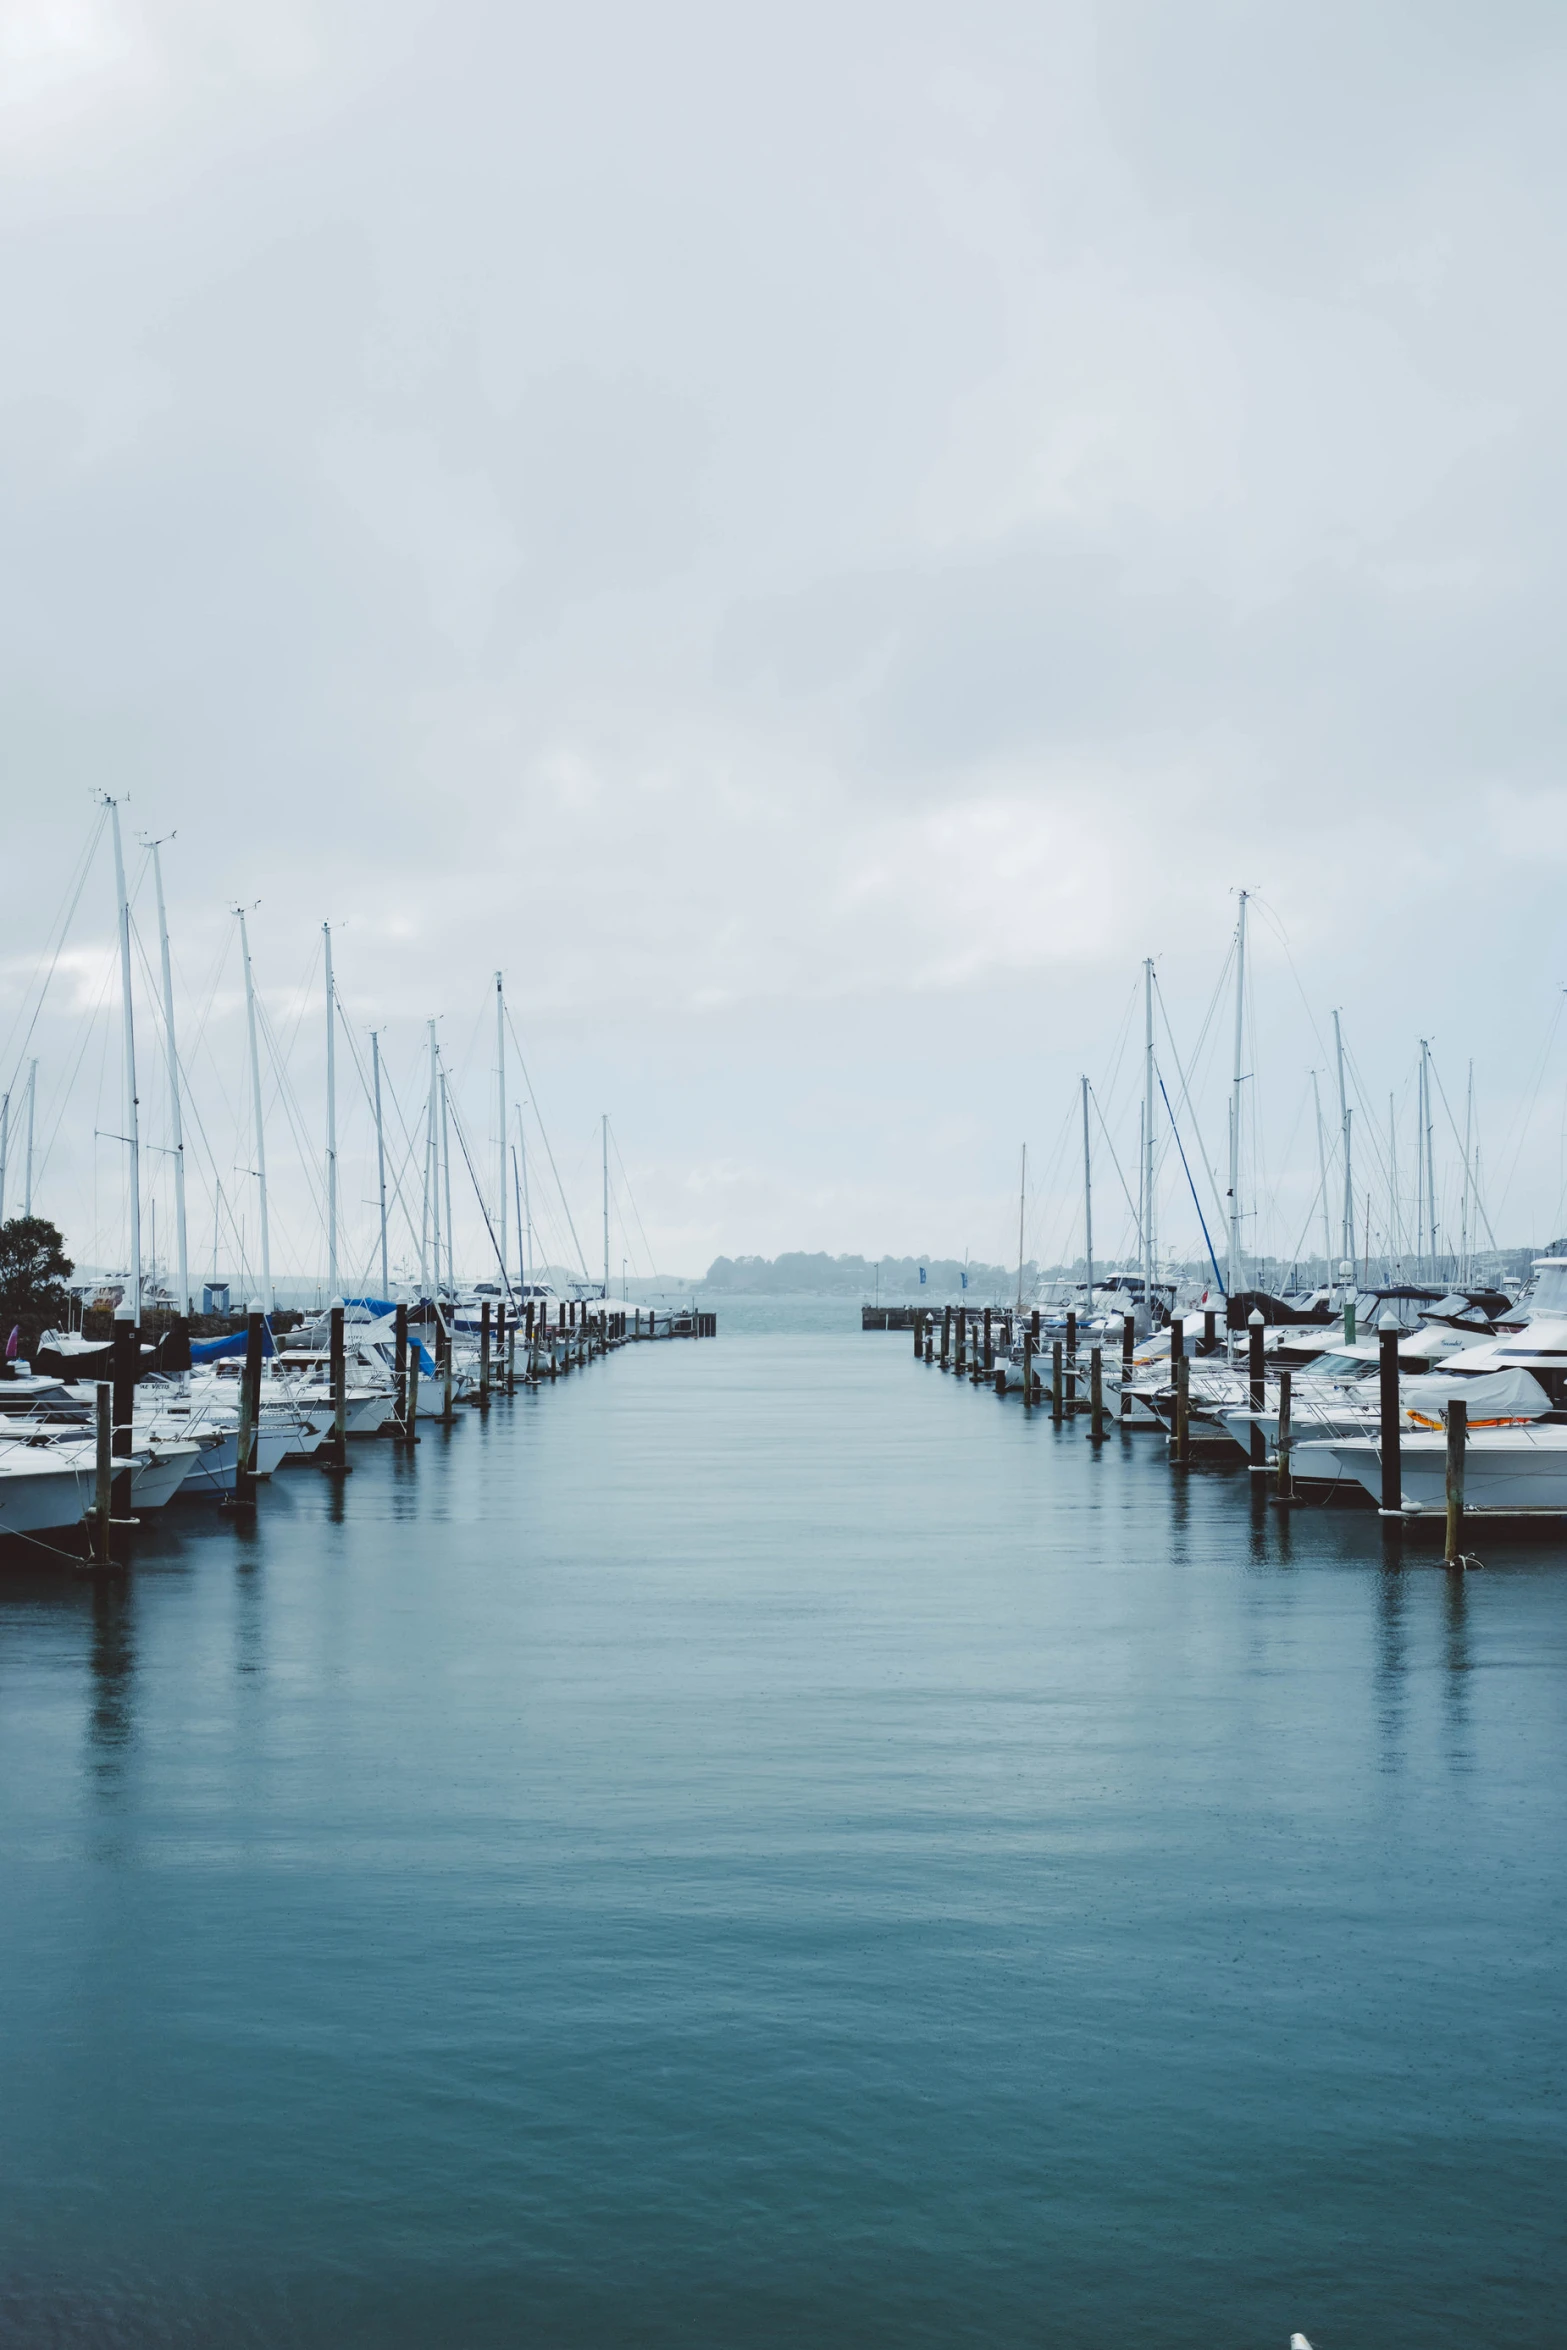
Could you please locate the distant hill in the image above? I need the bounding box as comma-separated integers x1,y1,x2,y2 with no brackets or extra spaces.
701,1252,1034,1297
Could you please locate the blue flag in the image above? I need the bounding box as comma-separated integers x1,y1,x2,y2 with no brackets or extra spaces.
960,1268,969,1290
918,1266,927,1285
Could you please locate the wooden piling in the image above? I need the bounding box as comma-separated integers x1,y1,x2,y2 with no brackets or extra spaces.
941,1305,951,1370
480,1300,492,1400
393,1302,409,1435
1202,1309,1216,1356
93,1380,112,1567
1174,1351,1190,1466
1022,1329,1033,1408
1276,1369,1293,1504
232,1302,264,1510
1121,1313,1134,1423
1051,1339,1063,1424
956,1309,966,1375
913,1313,922,1360
1248,1308,1266,1474
405,1330,421,1439
1169,1315,1187,1467
1089,1344,1104,1442
1377,1317,1401,1517
982,1308,992,1371
326,1299,349,1473
1445,1398,1467,1564
108,1303,139,1540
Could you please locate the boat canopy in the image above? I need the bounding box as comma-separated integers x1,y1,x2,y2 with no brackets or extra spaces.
1403,1366,1551,1426
190,1325,277,1364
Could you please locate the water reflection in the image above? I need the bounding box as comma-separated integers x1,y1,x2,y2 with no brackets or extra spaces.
1442,1566,1472,1768
1376,1556,1408,1775
86,1574,136,1793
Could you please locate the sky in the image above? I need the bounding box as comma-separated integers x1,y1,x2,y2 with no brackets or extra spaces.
3,0,1567,1292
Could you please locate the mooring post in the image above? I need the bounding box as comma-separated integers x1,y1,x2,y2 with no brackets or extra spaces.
110,1302,137,1530
1089,1344,1104,1443
1276,1368,1293,1504
405,1329,421,1441
232,1300,264,1511
1030,1308,1040,1345
1065,1342,1077,1416
1248,1308,1267,1475
479,1301,491,1401
1121,1313,1135,1423
941,1305,951,1370
93,1379,113,1568
507,1318,517,1394
913,1312,922,1361
326,1298,349,1473
1377,1312,1402,1519
1051,1338,1063,1424
1202,1308,1216,1356
956,1309,966,1375
1169,1315,1187,1467
1343,1266,1357,1347
1445,1396,1467,1565
982,1308,993,1371
924,1315,933,1364
393,1301,409,1436
1065,1308,1077,1366
1022,1328,1034,1408
497,1300,508,1393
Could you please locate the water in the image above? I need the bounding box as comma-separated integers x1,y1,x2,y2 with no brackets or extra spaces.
2,1313,1565,2347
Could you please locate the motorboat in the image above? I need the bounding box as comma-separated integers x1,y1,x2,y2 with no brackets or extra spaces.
1298,1423,1567,1517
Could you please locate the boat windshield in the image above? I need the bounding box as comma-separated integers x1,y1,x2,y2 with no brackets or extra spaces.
1529,1262,1567,1317
1310,1351,1373,1380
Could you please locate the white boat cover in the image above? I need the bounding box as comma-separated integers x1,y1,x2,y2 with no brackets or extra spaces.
1400,1366,1550,1427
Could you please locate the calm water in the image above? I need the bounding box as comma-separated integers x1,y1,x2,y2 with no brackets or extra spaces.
2,1309,1565,2348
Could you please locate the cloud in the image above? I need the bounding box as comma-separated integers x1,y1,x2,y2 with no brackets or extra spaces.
3,0,1567,1276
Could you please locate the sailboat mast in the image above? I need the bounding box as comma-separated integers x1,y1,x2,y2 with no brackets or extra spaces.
516,1104,533,1293
237,908,271,1313
440,1064,455,1300
602,1114,609,1299
1309,1070,1329,1294
1422,1038,1437,1279
108,801,142,1322
0,1089,8,1223
1081,1077,1094,1312
148,841,189,1315
425,1019,439,1298
1331,1007,1351,1280
496,975,507,1292
1414,1054,1424,1269
1016,1142,1026,1311
1143,957,1155,1315
323,922,338,1299
512,1145,525,1298
371,1030,389,1295
24,1060,35,1216
1461,1062,1473,1288
1229,892,1247,1317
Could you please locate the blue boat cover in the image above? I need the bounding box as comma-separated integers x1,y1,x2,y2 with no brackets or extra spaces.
190,1323,277,1364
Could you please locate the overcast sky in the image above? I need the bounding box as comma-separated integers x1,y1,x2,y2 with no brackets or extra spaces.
3,0,1566,1289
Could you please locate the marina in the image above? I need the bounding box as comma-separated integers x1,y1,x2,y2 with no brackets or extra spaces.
2,1309,1564,2348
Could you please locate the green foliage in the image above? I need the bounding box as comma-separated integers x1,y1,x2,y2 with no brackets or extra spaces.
0,1217,75,1349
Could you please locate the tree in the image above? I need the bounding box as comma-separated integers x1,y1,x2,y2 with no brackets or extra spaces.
0,1217,74,1355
